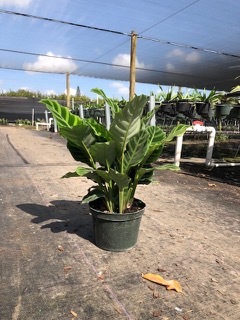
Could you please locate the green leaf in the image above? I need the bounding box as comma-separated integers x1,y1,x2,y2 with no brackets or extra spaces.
91,88,120,117
143,126,166,164
94,169,112,183
90,141,116,166
67,141,93,167
109,95,148,154
61,167,92,178
61,171,80,178
85,118,111,141
75,167,93,176
165,124,190,142
60,125,95,148
82,188,105,203
61,125,96,167
108,169,130,191
137,167,154,184
40,99,82,128
123,130,149,172
154,164,181,171
142,105,160,126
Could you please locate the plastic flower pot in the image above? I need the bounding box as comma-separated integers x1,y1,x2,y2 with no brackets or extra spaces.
89,198,145,252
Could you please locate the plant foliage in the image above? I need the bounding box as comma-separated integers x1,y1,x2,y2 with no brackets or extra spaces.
41,90,189,213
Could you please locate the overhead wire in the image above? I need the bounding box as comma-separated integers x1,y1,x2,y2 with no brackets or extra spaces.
139,0,200,35
0,9,130,36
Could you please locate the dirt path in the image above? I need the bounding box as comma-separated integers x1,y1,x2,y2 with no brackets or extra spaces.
0,126,239,320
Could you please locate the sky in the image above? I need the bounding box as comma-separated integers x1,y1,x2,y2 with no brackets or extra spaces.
0,0,163,99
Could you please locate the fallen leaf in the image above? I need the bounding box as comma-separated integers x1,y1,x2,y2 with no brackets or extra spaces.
57,245,64,251
70,310,78,317
142,273,182,293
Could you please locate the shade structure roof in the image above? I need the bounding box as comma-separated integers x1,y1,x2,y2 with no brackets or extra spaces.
0,0,240,91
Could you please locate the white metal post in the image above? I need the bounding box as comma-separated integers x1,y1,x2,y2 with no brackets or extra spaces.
174,135,184,167
79,104,84,118
105,103,111,129
149,95,156,126
205,127,216,166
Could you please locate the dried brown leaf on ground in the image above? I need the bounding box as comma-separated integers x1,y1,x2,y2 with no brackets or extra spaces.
142,273,183,293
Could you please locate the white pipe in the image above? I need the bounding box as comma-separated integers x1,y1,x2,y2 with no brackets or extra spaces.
32,108,35,126
53,118,57,133
174,134,183,167
105,103,111,129
174,125,216,167
79,104,84,118
209,162,240,167
149,95,156,126
45,110,49,124
205,127,216,166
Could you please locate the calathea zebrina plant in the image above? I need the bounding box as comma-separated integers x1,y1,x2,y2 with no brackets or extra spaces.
41,88,188,214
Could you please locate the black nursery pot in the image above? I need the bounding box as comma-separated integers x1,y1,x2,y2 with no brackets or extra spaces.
196,102,210,118
89,198,145,252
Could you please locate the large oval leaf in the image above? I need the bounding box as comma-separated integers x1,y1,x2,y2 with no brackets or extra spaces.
109,95,148,154
90,141,116,167
41,99,82,128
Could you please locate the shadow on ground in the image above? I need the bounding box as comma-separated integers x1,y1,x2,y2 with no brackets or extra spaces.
17,200,94,242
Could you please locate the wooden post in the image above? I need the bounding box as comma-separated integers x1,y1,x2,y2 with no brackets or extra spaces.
66,73,70,108
129,31,137,101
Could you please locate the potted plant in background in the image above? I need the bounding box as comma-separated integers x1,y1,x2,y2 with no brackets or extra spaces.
41,89,188,251
176,90,195,119
193,88,223,119
157,85,178,117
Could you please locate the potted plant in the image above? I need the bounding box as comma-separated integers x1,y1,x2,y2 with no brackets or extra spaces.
41,88,188,251
193,88,223,119
176,90,195,118
157,86,178,117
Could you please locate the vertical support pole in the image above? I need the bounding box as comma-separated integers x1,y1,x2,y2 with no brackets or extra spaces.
32,108,35,126
79,104,84,118
174,135,184,167
205,127,216,166
53,118,57,133
105,103,111,130
71,97,74,110
149,95,156,126
45,110,49,123
129,31,137,101
66,73,70,108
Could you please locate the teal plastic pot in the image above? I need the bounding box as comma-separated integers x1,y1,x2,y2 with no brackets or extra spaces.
89,199,145,252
